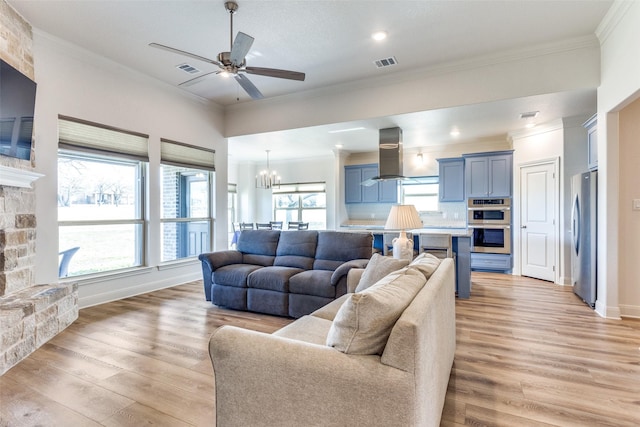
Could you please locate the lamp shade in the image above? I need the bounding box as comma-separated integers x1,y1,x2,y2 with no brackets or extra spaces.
385,204,422,230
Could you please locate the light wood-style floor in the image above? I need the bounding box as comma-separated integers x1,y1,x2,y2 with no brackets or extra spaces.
1,273,639,426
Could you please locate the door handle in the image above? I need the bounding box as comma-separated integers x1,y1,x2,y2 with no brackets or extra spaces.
521,225,527,229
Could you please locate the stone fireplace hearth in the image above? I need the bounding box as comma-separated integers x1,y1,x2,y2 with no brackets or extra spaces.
0,167,79,375
0,0,79,376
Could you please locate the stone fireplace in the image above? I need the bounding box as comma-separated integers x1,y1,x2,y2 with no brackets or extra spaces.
0,0,78,375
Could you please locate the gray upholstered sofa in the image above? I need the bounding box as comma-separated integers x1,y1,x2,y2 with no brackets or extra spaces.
208,254,456,426
198,230,373,318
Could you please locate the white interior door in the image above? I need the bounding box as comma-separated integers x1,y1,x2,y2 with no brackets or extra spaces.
520,162,557,282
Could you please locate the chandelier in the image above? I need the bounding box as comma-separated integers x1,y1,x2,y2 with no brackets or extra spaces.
256,150,281,189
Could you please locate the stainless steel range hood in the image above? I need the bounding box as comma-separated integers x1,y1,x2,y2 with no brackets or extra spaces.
362,127,406,186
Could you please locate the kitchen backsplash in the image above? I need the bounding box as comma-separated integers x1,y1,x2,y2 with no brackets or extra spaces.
346,201,467,228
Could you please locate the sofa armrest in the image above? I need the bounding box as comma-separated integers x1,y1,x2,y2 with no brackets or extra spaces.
347,268,365,293
198,250,243,271
209,326,416,427
330,258,369,286
198,251,243,301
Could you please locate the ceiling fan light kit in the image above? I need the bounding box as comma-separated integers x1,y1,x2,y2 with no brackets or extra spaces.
149,0,305,100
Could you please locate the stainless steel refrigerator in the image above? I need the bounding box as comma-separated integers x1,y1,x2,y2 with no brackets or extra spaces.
571,171,597,307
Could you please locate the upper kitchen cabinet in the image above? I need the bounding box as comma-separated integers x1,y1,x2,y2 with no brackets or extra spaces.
584,114,598,171
438,157,465,202
345,164,398,204
463,151,513,198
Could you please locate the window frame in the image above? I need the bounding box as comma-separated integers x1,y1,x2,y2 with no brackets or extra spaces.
401,176,440,213
159,143,214,262
57,149,147,276
272,182,327,229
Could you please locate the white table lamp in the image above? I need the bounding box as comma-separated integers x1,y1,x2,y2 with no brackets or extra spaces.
385,204,423,260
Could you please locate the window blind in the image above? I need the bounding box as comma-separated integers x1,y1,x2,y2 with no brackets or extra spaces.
160,138,215,171
272,182,326,194
58,116,149,161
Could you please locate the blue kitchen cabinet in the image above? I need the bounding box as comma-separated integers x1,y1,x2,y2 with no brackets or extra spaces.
438,157,465,202
345,164,398,204
464,151,513,198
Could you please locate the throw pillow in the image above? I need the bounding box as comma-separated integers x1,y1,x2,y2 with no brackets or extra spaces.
355,253,410,292
408,252,441,280
326,268,425,355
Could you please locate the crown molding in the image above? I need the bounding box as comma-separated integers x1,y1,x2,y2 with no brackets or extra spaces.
595,0,635,45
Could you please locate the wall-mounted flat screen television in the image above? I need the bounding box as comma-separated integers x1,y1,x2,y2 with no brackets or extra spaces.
0,58,37,161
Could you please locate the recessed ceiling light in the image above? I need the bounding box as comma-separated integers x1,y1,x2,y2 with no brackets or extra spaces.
372,31,387,41
450,129,460,137
525,123,536,129
335,144,343,149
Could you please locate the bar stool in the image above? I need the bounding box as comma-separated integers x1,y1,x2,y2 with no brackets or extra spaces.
419,234,453,259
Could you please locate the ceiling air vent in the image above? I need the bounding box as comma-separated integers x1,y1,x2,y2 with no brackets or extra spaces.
373,56,398,69
176,63,201,74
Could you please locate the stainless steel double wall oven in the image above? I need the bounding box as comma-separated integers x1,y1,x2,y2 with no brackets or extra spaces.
467,198,511,255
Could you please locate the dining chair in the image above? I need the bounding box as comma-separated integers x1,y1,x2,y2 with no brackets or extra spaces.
270,221,283,230
240,222,255,230
297,222,309,230
287,221,302,230
256,223,272,230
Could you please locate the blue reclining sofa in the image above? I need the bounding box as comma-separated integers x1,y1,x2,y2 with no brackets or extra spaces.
198,230,373,318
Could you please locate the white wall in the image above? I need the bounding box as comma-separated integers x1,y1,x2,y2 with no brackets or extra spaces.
596,0,640,318
617,97,640,318
229,154,336,228
510,116,592,285
32,32,226,307
511,122,564,282
224,38,600,138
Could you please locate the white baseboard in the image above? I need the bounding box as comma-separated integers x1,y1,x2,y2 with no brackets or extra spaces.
619,304,640,319
595,300,622,320
79,271,201,309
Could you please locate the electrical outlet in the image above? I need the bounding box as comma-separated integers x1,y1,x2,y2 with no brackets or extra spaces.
633,199,640,211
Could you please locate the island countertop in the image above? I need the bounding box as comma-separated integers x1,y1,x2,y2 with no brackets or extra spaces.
340,225,473,237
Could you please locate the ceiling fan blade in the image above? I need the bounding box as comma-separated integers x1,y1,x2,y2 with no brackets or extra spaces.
230,32,254,66
234,74,264,99
149,42,221,66
245,66,306,81
179,71,218,87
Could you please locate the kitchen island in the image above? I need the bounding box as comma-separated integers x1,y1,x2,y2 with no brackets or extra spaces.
410,228,473,298
340,225,473,298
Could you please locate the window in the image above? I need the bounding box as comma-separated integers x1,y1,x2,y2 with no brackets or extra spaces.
160,139,214,262
273,182,326,229
402,177,439,212
57,117,148,277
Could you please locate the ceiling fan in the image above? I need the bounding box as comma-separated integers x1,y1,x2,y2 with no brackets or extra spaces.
149,1,305,100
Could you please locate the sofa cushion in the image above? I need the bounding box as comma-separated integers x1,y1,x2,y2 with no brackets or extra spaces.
408,253,442,280
237,230,280,266
274,230,318,270
248,266,304,292
310,294,350,321
214,264,264,288
289,270,335,298
326,268,425,355
273,315,333,345
355,253,410,292
313,231,372,271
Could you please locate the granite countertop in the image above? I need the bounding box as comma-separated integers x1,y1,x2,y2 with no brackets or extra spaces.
409,228,473,237
339,223,473,237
